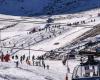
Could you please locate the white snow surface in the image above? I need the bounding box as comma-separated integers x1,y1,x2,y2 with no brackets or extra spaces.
0,8,99,80
0,9,100,57
0,60,79,80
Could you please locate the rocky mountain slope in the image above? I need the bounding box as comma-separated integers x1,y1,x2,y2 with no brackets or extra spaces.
0,0,99,16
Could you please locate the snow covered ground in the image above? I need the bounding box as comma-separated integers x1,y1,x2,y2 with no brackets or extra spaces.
8,10,100,57
0,60,79,80
0,7,99,80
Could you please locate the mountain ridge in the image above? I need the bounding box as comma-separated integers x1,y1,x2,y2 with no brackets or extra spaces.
0,0,99,16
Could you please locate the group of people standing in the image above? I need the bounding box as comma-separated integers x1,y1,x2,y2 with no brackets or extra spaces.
67,18,96,26
0,53,10,62
11,54,50,69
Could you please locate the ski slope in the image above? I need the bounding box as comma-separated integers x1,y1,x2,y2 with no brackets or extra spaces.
0,9,100,57
0,60,80,80
0,5,99,80
0,0,99,80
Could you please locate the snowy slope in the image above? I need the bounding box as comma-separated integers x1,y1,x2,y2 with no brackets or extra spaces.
0,8,100,57
0,2,99,56
0,1,100,80
1,10,100,56
0,60,80,80
0,1,99,80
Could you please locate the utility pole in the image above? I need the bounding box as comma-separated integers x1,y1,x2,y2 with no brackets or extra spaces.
0,30,1,50
66,56,69,80
0,29,2,53
28,42,30,60
80,56,83,77
0,29,3,62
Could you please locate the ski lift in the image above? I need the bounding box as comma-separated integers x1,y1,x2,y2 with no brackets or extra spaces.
72,50,100,80
67,49,76,59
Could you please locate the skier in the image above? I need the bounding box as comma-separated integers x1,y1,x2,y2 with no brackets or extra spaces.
21,44,23,48
97,62,100,76
14,55,19,68
43,63,46,69
16,60,19,68
15,55,18,59
1,53,4,62
36,61,38,66
65,73,68,80
38,60,41,66
20,56,23,64
4,54,10,62
15,60,19,68
42,60,45,69
23,54,25,60
94,19,95,22
47,65,49,70
12,56,14,59
32,55,35,66
9,41,11,44
62,56,67,65
26,57,31,65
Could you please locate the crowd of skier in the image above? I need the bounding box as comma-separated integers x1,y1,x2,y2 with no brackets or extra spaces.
0,14,99,73
0,53,50,70
67,18,96,26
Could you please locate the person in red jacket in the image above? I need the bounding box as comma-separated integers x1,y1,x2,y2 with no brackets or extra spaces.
4,54,10,62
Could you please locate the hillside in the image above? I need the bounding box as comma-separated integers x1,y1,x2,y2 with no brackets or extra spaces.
0,0,100,80
43,24,100,60
71,24,100,44
0,0,99,16
0,8,99,57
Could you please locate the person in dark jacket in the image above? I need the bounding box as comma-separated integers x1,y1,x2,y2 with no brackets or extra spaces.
20,56,23,64
32,55,35,66
16,61,19,68
12,55,14,59
23,54,25,60
43,63,46,69
47,65,49,70
1,53,4,62
15,55,18,59
14,55,19,68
